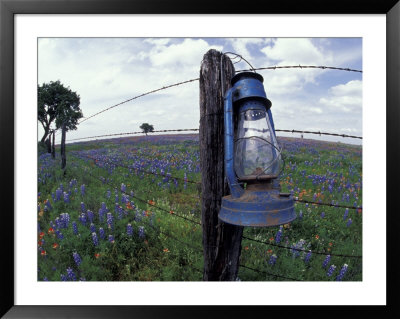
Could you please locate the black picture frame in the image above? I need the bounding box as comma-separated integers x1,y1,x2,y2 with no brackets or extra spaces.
1,0,398,318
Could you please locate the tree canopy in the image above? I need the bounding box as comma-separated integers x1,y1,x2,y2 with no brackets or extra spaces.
38,80,83,142
140,123,154,136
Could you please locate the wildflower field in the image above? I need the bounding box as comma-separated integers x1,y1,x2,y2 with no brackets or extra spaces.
37,134,362,281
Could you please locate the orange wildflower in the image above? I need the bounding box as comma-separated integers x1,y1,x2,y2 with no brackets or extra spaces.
169,210,174,215
269,237,274,242
315,234,320,240
148,200,155,205
94,253,100,259
267,249,273,254
328,242,333,247
52,243,58,249
244,246,249,251
39,232,45,239
48,227,54,234
41,250,47,256
163,248,170,253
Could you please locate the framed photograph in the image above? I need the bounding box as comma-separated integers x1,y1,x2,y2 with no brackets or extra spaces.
1,0,398,317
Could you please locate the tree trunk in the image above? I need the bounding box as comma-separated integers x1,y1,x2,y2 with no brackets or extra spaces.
51,130,55,159
45,137,51,153
200,49,244,281
40,126,49,144
61,124,66,170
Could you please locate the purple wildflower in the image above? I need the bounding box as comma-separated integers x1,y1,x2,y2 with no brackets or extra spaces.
336,264,349,281
346,218,353,227
90,223,96,233
127,224,133,236
343,208,349,220
304,250,312,263
327,264,337,277
73,252,82,266
80,184,85,196
72,221,78,235
275,227,283,244
66,267,77,281
108,234,115,243
322,255,331,268
269,254,277,265
121,183,126,193
80,202,86,213
87,210,94,223
99,227,105,240
92,232,99,246
107,213,114,230
138,226,145,239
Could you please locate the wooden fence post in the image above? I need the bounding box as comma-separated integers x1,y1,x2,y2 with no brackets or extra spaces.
61,123,66,170
51,130,55,159
200,49,244,281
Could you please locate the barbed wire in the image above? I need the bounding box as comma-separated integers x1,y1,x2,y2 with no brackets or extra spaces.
242,235,361,258
66,128,361,143
68,129,200,142
71,64,361,126
239,264,301,281
294,198,362,211
276,129,362,139
237,65,362,73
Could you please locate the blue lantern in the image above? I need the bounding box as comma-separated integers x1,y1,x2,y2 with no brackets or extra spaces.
219,72,296,227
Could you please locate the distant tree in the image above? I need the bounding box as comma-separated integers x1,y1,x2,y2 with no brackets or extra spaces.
38,80,83,143
140,123,154,136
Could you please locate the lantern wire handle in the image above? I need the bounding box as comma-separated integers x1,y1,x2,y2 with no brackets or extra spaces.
223,52,257,73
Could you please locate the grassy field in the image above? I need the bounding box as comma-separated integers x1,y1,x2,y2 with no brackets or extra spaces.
37,134,362,281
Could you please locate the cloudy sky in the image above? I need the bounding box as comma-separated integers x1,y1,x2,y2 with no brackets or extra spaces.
38,37,362,145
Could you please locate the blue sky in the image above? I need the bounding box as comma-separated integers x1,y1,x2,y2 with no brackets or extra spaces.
38,37,362,145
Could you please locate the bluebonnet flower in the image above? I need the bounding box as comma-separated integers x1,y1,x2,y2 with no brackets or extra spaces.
60,213,70,228
115,194,119,203
37,204,41,214
299,210,303,220
346,218,352,227
55,230,64,240
74,187,78,194
322,255,331,268
61,274,67,281
73,252,82,266
59,183,64,192
43,277,48,281
80,202,86,213
184,172,187,190
90,223,96,233
79,213,87,226
127,224,133,236
55,188,62,201
343,208,349,220
99,227,105,240
304,250,312,263
336,264,349,281
291,239,306,258
80,184,85,196
45,200,52,210
138,226,145,239
72,221,78,235
87,210,94,223
108,234,115,243
66,267,77,281
275,227,283,244
320,212,325,218
121,183,126,193
63,192,70,203
106,190,111,198
327,264,336,277
92,232,99,246
269,254,277,265
107,213,114,230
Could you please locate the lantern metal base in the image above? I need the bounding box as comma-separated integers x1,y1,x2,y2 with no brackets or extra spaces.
219,189,296,227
